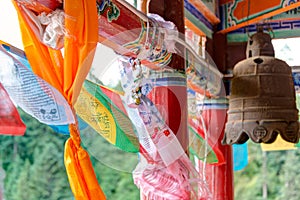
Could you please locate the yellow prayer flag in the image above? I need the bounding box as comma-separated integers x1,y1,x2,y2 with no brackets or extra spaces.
261,134,296,151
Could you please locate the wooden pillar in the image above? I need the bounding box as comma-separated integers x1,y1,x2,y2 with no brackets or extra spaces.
206,32,227,73
206,32,235,200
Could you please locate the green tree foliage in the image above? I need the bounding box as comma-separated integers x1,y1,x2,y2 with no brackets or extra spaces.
277,150,300,200
11,159,32,200
234,141,300,200
28,142,73,200
93,160,139,200
0,110,140,200
0,110,73,200
234,142,263,199
3,155,24,200
264,151,286,200
81,125,140,199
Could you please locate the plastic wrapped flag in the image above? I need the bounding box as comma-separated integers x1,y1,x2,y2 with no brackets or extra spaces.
188,93,228,165
118,56,212,199
0,45,74,126
0,41,30,69
189,126,218,164
0,40,89,134
0,82,26,136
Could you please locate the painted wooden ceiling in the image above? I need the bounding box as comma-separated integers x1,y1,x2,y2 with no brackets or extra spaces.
184,0,300,42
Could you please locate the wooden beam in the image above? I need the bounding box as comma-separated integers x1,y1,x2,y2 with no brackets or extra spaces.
185,18,206,37
219,1,300,34
187,0,220,25
219,0,234,5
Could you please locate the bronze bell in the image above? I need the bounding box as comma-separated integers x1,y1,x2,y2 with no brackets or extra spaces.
223,29,300,144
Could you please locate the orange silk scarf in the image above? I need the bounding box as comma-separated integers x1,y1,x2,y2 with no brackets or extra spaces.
13,0,106,199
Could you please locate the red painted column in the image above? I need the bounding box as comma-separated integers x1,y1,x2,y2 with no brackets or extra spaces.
200,135,234,199
148,0,188,151
196,108,234,200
